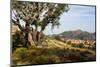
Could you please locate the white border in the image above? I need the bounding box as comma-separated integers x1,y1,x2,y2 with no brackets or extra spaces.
0,0,99,67
19,0,96,5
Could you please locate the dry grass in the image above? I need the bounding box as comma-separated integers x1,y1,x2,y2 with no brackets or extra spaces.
12,41,96,65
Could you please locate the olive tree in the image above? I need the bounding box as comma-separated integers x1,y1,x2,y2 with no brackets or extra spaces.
12,0,69,47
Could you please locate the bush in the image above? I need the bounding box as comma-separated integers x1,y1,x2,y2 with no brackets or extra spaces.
91,45,96,51
12,31,25,50
67,41,71,44
54,35,61,41
54,35,66,43
78,43,84,48
71,43,84,48
12,48,28,65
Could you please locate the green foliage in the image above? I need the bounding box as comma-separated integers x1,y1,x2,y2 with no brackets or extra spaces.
88,44,96,51
92,45,96,51
12,47,95,65
13,48,27,58
92,42,96,51
67,41,71,44
12,31,22,50
12,31,27,50
12,1,69,32
54,35,61,41
12,1,69,46
71,43,84,48
53,35,66,43
12,47,28,64
59,30,95,40
78,43,84,48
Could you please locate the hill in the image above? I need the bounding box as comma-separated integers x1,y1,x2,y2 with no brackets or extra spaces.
57,30,96,40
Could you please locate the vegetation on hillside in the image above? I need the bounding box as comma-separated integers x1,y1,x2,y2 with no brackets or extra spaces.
59,30,96,40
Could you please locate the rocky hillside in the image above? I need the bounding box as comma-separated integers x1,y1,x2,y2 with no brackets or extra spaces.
58,30,96,40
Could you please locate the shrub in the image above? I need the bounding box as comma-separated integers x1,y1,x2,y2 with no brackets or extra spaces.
78,43,84,48
91,45,96,51
12,48,28,65
54,35,61,41
12,31,25,50
71,43,84,48
67,41,71,44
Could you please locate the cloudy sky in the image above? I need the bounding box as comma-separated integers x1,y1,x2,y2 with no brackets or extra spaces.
44,4,96,35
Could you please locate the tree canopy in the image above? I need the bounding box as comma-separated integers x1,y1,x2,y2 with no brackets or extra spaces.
12,1,69,47
12,1,69,32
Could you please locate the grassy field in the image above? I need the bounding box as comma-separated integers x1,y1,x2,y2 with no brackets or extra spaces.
12,38,96,66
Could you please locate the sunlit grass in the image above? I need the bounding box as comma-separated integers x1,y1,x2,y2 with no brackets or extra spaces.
12,44,96,65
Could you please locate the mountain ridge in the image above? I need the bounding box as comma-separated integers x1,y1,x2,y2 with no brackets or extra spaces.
52,29,96,40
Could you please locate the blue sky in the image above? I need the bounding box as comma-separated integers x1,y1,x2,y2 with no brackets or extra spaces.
44,5,96,35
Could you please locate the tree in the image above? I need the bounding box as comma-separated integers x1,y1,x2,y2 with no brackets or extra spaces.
11,1,69,47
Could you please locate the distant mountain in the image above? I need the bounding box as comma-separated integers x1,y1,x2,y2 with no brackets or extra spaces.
58,30,96,40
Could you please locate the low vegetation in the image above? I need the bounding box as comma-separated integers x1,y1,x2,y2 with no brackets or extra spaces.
12,30,96,66
12,46,96,65
12,33,96,66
